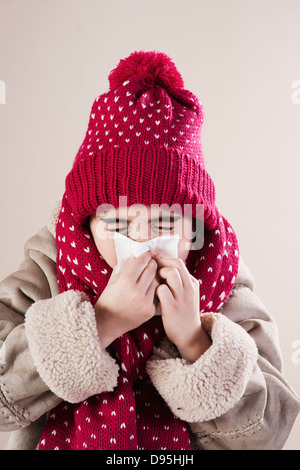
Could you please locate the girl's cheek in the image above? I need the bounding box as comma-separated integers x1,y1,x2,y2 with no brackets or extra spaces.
90,219,117,268
95,238,117,268
176,217,194,261
178,238,192,262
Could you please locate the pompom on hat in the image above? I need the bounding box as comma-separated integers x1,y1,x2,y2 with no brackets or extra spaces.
108,49,185,94
62,49,240,313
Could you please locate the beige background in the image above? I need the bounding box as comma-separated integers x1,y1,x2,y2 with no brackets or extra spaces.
0,0,299,450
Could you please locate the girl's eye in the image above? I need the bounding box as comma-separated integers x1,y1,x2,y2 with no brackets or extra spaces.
109,227,127,232
105,222,174,232
105,223,127,232
153,226,173,231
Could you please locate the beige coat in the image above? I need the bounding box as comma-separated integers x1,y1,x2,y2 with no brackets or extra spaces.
0,199,299,450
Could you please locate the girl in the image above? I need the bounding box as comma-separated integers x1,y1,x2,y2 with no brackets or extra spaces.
0,50,299,450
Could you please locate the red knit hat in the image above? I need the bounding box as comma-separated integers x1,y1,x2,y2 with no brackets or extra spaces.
64,49,239,313
67,50,216,227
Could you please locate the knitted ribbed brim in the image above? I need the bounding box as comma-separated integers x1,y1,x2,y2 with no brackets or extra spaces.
66,145,217,229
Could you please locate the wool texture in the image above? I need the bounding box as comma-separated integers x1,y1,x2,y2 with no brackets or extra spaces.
38,50,240,450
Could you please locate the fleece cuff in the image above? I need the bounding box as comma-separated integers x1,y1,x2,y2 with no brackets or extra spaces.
146,312,258,423
25,290,119,403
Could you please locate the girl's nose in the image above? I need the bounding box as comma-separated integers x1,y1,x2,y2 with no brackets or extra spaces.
127,224,152,242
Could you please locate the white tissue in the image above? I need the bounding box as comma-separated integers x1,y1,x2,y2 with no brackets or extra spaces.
110,231,180,316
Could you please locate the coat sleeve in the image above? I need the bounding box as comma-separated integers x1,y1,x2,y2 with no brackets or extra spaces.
146,257,300,450
0,225,63,431
0,222,120,432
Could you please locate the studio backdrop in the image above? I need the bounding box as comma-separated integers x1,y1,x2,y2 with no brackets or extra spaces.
0,0,299,450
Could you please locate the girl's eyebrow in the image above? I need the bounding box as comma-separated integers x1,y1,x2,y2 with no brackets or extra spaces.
101,214,181,223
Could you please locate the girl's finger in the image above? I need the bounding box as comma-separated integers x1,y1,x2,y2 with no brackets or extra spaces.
124,251,152,282
158,267,183,299
145,274,160,303
137,258,158,293
156,283,173,305
151,252,191,289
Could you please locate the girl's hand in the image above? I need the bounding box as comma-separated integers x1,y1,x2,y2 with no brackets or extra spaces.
151,251,211,362
94,251,159,349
